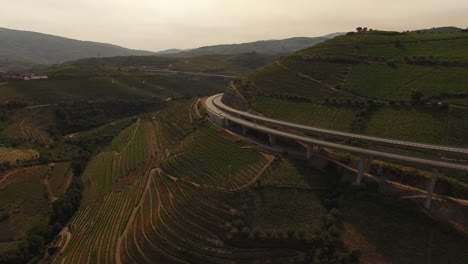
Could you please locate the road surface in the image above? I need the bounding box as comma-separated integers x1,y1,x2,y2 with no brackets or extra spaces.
211,94,468,156
206,94,468,173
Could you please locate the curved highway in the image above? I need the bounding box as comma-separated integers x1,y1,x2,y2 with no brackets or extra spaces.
211,94,468,156
206,94,468,173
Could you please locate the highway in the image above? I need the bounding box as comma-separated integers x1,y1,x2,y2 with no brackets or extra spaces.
206,94,468,173
211,94,468,156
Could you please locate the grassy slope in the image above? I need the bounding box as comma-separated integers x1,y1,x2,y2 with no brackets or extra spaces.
253,96,357,132
244,30,468,145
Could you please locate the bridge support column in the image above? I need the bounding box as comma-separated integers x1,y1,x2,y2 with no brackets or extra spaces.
222,118,229,128
366,156,373,172
242,126,247,136
269,134,276,145
355,156,366,185
424,168,439,210
306,144,313,160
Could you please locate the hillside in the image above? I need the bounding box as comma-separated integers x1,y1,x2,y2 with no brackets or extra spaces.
169,36,340,57
239,29,468,147
0,28,153,68
55,52,278,76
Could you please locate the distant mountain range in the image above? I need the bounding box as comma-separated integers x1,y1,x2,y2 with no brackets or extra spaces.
0,27,344,71
158,35,345,57
0,27,153,68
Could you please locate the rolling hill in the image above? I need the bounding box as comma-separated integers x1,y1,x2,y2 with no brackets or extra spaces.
236,29,468,147
167,35,343,57
0,28,153,68
51,52,278,76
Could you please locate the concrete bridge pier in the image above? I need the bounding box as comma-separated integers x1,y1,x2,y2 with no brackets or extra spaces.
242,126,247,136
306,144,313,160
355,156,367,185
269,134,276,145
424,168,440,209
366,156,373,172
222,118,229,128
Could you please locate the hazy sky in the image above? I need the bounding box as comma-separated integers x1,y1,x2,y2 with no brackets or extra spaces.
1,0,467,51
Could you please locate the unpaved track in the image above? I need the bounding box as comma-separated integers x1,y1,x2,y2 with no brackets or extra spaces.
43,174,58,203
115,168,156,264
115,119,140,155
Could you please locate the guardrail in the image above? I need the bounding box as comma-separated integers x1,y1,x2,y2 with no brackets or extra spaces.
211,94,468,156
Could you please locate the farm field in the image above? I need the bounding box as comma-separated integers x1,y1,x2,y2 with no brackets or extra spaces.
252,96,357,132
248,158,330,241
343,64,468,100
0,147,39,164
163,124,271,190
244,30,468,111
364,106,468,146
245,63,338,99
249,188,327,241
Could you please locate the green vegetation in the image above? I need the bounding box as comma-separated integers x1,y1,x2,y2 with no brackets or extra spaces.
0,74,225,104
253,96,357,132
0,166,50,243
0,27,152,67
364,106,468,146
0,147,39,164
48,162,72,198
170,36,331,57
241,30,468,146
163,123,269,189
342,190,468,263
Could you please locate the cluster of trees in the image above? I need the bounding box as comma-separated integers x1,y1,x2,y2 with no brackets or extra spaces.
1,100,28,110
0,161,11,173
55,99,166,134
49,176,83,226
305,56,360,64
260,92,314,103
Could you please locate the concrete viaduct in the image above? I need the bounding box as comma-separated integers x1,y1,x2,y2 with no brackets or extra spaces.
206,94,468,209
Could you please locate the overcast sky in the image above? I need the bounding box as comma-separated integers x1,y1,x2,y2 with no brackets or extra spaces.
1,0,467,51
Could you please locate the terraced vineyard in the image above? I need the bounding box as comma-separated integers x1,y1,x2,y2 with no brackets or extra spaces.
53,116,161,263
252,96,357,132
121,171,305,263
364,106,468,146
53,102,325,263
248,158,330,241
242,30,468,146
163,125,272,190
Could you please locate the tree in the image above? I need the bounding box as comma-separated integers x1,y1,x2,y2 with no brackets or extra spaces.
19,235,44,258
356,27,363,33
410,90,424,105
